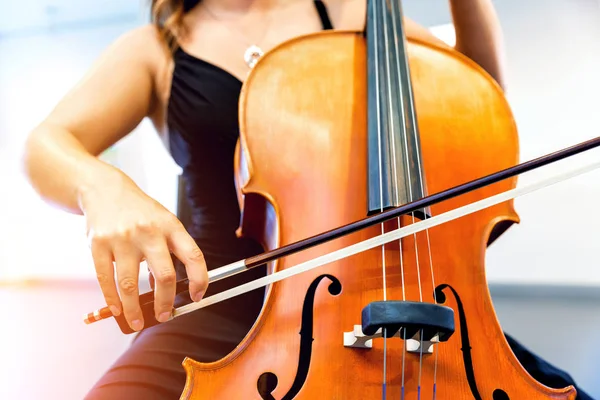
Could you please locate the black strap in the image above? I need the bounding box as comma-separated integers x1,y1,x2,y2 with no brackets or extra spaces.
183,0,200,12
314,0,334,30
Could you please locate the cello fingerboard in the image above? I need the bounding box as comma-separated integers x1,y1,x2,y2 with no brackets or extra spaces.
366,0,429,219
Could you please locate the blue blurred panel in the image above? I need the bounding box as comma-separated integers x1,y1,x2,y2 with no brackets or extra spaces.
0,0,143,36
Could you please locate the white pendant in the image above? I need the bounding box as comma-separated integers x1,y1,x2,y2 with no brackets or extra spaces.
244,45,264,69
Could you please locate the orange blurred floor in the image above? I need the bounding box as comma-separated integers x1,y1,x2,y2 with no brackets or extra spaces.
1,281,133,400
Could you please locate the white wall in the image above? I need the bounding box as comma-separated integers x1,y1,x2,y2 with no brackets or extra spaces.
0,19,181,281
484,0,600,288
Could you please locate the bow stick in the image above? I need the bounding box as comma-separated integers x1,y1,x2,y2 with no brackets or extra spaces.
84,135,600,330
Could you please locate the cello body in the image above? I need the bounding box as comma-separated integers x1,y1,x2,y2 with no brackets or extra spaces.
179,30,576,399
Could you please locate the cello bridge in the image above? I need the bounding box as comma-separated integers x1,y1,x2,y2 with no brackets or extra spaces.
343,325,439,354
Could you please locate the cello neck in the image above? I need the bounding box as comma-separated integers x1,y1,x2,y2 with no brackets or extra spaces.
366,0,429,218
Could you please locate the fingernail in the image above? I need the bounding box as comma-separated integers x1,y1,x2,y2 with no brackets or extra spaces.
158,312,171,322
193,291,204,302
109,305,120,316
132,319,143,331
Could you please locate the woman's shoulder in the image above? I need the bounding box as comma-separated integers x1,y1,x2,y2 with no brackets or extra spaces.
107,24,174,133
112,24,172,73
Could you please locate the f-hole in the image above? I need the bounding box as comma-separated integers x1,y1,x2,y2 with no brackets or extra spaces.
257,274,342,399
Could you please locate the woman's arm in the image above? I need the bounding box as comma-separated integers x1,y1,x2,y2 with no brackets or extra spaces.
449,0,507,89
22,25,160,214
396,0,507,89
21,25,208,332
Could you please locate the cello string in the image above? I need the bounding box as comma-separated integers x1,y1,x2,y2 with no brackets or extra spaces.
399,19,442,394
383,0,406,306
382,1,406,305
426,229,438,400
389,0,425,396
407,96,440,398
379,0,407,397
392,0,438,400
395,0,441,388
372,0,389,397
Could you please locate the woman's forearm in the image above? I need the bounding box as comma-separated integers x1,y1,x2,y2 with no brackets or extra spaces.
22,124,129,215
449,0,507,89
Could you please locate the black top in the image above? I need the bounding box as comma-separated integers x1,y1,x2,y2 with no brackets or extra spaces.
167,1,334,271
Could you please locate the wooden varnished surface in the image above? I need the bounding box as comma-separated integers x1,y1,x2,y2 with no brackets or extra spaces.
179,31,577,400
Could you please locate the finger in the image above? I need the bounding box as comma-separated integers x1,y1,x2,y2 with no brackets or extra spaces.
167,224,208,302
113,245,144,332
90,239,121,317
142,239,176,323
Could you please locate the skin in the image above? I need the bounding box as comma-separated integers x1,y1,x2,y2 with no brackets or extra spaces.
20,0,507,333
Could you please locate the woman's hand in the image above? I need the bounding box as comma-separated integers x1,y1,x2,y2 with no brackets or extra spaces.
80,171,208,332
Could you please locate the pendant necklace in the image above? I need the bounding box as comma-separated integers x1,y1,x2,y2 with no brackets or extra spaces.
244,45,264,69
201,4,273,69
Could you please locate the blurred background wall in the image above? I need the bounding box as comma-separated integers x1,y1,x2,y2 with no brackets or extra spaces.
0,0,598,398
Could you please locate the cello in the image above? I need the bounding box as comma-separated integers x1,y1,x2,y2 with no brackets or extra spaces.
177,0,575,396
83,0,600,398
